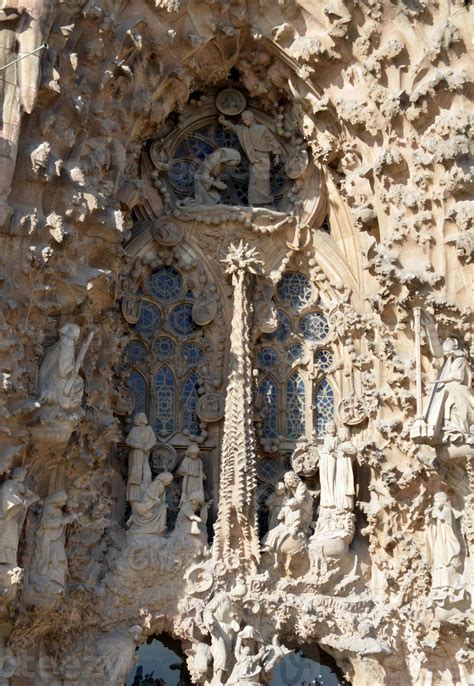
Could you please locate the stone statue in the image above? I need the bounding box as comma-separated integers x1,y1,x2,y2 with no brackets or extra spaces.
94,625,142,686
262,472,312,575
184,147,241,205
37,324,93,413
219,111,283,206
227,626,265,686
178,442,205,506
174,494,210,546
125,413,157,504
127,471,173,537
283,470,313,534
0,467,38,572
425,492,464,602
202,583,247,686
265,481,286,531
424,338,473,444
319,422,357,511
29,491,77,596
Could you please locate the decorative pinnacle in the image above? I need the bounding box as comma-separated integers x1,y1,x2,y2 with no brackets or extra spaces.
222,240,262,277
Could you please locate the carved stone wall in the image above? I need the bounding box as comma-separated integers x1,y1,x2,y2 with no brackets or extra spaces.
0,1,472,685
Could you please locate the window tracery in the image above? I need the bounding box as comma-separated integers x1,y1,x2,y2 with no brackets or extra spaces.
255,270,335,450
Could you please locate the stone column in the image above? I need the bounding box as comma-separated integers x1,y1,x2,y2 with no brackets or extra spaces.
212,241,261,577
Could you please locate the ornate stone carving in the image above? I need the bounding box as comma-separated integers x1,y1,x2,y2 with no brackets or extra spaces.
178,442,205,506
125,412,157,504
183,147,241,206
126,471,173,538
218,112,284,206
28,491,77,604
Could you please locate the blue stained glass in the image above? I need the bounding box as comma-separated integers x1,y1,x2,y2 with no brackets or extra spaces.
287,343,303,364
147,266,183,302
287,372,306,439
154,336,175,359
183,372,200,435
214,124,240,148
182,342,204,365
125,340,147,363
154,367,175,435
258,347,277,369
134,302,161,338
277,272,313,310
187,137,215,159
258,376,278,438
169,303,199,337
127,371,146,414
264,309,291,342
299,311,329,342
167,160,197,193
315,349,333,370
314,378,335,436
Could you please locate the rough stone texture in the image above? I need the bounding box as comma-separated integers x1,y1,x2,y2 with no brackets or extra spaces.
0,0,472,684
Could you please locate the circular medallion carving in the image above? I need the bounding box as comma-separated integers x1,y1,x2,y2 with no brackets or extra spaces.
151,217,184,246
192,292,218,326
121,295,141,324
338,396,367,425
285,149,309,179
215,88,247,116
150,444,178,472
196,393,224,422
291,443,319,477
185,565,214,594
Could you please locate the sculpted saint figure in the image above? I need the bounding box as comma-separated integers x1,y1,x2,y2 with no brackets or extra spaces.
127,472,173,537
38,324,92,413
202,583,246,686
319,422,356,511
185,147,241,205
219,110,283,206
126,413,157,504
262,472,312,575
425,492,463,601
178,443,205,506
174,494,210,546
30,491,76,595
228,626,265,686
425,338,473,443
0,467,38,569
266,481,286,531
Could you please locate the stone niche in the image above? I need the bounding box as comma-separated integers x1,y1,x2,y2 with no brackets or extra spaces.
0,1,472,686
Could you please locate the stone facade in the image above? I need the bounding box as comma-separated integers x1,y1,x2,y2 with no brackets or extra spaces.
0,1,472,684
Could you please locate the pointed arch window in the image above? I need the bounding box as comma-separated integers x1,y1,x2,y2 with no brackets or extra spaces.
314,378,335,436
286,372,306,439
258,376,278,438
127,370,146,415
182,371,200,435
154,366,175,436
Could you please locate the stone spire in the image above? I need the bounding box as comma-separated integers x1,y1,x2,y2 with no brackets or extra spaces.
213,241,262,577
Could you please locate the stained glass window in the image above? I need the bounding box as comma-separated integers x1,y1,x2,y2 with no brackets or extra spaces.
125,340,147,363
182,342,204,365
182,372,200,435
287,343,303,364
256,457,279,483
154,336,175,359
299,311,329,342
154,366,175,435
287,372,306,439
277,272,313,310
166,120,287,208
169,303,198,337
134,302,161,338
258,347,277,369
148,267,183,302
314,378,335,436
315,349,333,370
258,377,278,438
127,370,146,414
